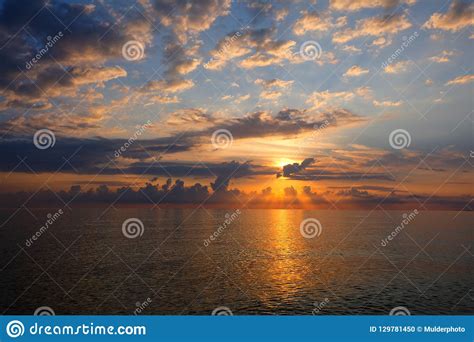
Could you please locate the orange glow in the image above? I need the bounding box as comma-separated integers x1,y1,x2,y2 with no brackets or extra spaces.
275,158,297,168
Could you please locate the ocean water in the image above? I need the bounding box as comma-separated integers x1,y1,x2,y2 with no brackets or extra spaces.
0,208,472,315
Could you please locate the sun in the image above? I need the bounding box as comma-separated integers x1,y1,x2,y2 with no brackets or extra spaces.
275,158,297,168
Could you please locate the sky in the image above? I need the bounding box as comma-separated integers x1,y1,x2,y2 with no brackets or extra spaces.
0,0,472,209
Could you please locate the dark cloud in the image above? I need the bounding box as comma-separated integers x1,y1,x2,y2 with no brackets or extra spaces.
333,186,473,210
0,135,193,174
328,185,404,192
277,157,393,181
302,186,330,205
0,134,277,185
277,158,315,178
0,182,470,211
151,0,231,43
193,108,363,141
0,0,147,107
284,186,297,197
423,0,474,32
285,171,394,181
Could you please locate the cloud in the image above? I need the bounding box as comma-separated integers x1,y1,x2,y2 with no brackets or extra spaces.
163,41,202,77
0,135,191,174
0,131,277,179
383,60,412,73
3,65,127,104
255,78,293,100
0,0,150,91
277,158,315,178
333,186,472,210
276,157,394,181
306,87,370,108
370,36,392,48
210,161,257,192
0,182,470,210
0,101,127,136
340,45,362,53
429,50,456,63
330,0,416,12
151,0,232,43
354,86,373,99
423,0,474,32
0,107,365,175
373,99,403,106
147,95,180,104
255,78,294,88
445,74,474,85
333,13,412,44
275,8,289,21
0,0,156,117
343,65,369,77
233,94,251,103
205,28,295,70
284,186,298,197
293,11,334,35
142,79,195,93
260,90,283,100
166,109,215,127
203,108,364,141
